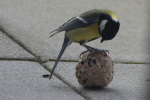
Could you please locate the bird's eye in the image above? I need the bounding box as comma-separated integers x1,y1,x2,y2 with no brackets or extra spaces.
99,20,108,33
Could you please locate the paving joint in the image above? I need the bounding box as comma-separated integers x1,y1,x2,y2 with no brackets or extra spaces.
115,62,150,64
0,58,37,62
0,26,40,62
48,59,150,65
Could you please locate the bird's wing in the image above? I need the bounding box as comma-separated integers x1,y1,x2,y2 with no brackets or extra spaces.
49,9,102,37
79,9,102,24
49,17,89,37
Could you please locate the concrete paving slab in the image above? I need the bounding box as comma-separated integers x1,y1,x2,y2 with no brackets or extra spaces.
0,0,149,63
0,61,85,100
44,61,150,100
0,31,35,60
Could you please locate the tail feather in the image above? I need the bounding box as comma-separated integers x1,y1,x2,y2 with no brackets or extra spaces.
49,31,58,38
49,37,71,80
49,17,77,38
49,28,60,38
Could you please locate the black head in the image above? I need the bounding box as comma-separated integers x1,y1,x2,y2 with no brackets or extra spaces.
98,14,120,43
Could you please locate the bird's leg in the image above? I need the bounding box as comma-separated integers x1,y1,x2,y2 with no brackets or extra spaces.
79,43,91,58
79,43,109,58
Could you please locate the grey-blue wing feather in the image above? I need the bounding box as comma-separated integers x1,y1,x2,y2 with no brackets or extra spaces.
49,17,88,37
49,9,102,37
79,9,102,24
58,17,88,31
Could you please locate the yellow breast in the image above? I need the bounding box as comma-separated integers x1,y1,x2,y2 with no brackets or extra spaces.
66,23,101,43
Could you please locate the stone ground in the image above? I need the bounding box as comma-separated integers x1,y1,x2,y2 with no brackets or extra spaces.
0,0,150,100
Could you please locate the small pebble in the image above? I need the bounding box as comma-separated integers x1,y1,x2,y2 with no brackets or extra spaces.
42,74,50,78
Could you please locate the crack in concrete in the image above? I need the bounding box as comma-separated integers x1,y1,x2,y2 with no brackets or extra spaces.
0,58,37,62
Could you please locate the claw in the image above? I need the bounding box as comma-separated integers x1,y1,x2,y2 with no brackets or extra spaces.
79,43,109,58
87,49,109,58
95,49,109,56
79,50,89,58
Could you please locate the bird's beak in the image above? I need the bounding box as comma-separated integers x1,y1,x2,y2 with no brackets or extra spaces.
101,38,104,43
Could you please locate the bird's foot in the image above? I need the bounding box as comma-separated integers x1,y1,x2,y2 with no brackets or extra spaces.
79,49,91,58
79,48,109,58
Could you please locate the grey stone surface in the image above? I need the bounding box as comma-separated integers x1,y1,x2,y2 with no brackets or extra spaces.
0,61,85,100
0,0,149,100
0,0,149,63
0,31,35,60
45,61,150,100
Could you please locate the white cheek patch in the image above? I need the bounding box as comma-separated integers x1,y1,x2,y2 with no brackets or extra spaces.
99,20,108,32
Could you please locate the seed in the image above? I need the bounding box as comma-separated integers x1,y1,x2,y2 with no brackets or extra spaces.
81,60,84,64
88,58,92,61
82,79,88,84
88,61,92,67
79,70,82,73
93,59,97,64
78,76,81,79
76,67,79,70
93,73,95,75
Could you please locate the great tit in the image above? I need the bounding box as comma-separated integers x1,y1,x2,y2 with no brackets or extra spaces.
49,9,120,80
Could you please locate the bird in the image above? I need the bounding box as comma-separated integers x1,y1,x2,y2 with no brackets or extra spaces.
49,9,120,80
